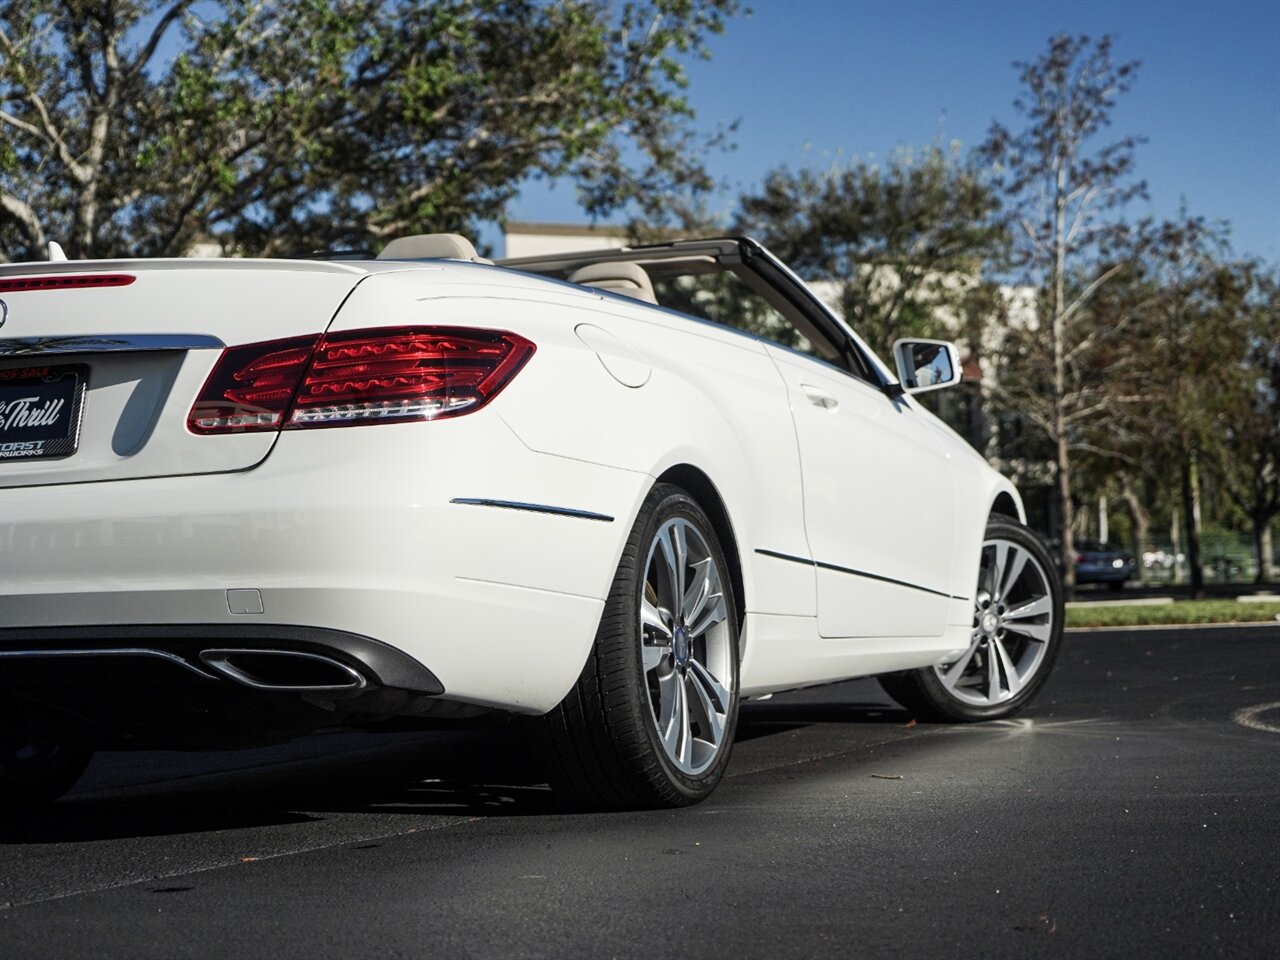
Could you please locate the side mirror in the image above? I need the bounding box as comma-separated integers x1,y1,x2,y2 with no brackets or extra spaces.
891,339,962,394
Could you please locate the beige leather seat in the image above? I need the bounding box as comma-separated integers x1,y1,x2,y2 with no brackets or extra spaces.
567,261,658,305
377,233,492,263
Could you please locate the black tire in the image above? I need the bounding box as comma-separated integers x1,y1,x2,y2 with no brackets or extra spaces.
0,739,92,808
533,483,740,810
1108,579,1125,593
879,518,1063,722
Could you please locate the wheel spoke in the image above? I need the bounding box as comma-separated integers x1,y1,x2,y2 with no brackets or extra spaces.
642,641,670,672
985,638,1002,697
1005,620,1052,643
997,545,1029,601
687,670,726,750
688,659,731,718
641,597,673,640
641,595,674,672
676,677,693,767
991,637,1023,696
682,557,714,624
1003,594,1050,621
688,594,727,639
658,522,689,613
657,672,679,738
660,674,691,768
940,638,981,691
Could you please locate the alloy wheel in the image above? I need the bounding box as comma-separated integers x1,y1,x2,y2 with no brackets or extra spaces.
933,536,1055,707
639,517,735,775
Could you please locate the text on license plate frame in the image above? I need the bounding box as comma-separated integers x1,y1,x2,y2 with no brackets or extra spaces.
0,363,90,461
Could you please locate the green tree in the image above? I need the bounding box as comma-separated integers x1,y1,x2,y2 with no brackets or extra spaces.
733,143,1007,362
1217,266,1280,583
1117,217,1254,595
0,0,737,261
980,34,1145,587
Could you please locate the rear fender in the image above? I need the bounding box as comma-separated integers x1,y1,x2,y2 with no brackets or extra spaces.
488,296,815,622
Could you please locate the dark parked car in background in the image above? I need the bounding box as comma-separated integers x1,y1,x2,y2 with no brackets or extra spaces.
1075,540,1136,590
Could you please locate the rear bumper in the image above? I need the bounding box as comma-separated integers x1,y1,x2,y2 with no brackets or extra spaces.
0,623,448,750
0,622,444,692
0,410,651,721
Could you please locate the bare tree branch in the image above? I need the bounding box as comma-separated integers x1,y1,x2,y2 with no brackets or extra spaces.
0,188,47,252
1057,261,1127,329
0,108,47,142
126,1,195,79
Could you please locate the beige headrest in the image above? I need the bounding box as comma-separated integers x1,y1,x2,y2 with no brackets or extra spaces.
377,233,491,263
568,261,657,305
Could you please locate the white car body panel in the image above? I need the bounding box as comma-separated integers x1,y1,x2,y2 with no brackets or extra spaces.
0,243,1026,730
765,344,958,639
494,292,816,621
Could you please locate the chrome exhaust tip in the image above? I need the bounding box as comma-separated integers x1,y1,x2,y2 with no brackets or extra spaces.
198,649,368,692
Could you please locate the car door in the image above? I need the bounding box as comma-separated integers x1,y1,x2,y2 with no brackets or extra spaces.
765,344,959,638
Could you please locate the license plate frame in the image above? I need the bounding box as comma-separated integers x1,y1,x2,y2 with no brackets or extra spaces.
0,363,90,461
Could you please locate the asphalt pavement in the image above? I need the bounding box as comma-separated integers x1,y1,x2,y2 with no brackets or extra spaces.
1,623,1277,959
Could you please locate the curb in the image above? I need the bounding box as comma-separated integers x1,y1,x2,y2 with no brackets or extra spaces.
1066,620,1280,633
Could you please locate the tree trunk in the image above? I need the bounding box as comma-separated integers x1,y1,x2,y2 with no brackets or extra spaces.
1057,430,1075,589
1052,155,1073,590
1120,473,1150,585
1256,522,1274,584
1181,453,1205,598
1171,507,1183,584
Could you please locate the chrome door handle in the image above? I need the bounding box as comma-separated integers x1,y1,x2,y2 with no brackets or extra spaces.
801,384,839,410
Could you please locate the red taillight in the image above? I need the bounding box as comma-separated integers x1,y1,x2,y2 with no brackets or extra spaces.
187,335,320,434
0,274,135,292
187,326,535,435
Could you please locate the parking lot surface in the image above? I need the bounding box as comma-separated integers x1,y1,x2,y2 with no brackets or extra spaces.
1,623,1277,959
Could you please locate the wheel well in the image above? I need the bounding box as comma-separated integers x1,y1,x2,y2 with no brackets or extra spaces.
654,464,747,646
990,492,1021,524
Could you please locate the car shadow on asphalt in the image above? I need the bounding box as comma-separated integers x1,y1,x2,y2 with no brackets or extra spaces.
736,677,911,742
0,729,555,842
737,701,911,742
1,687,915,842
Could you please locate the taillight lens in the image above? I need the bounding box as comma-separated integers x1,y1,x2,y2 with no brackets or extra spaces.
188,335,319,433
188,327,535,435
290,327,535,427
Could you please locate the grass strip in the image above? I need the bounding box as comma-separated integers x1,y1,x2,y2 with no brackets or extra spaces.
1067,600,1280,628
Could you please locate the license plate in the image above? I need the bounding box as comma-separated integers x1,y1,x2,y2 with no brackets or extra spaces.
0,364,89,461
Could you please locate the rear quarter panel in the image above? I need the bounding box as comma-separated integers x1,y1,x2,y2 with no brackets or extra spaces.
336,270,815,619
487,291,816,622
321,269,819,701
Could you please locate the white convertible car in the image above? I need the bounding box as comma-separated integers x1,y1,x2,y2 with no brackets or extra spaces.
0,234,1062,808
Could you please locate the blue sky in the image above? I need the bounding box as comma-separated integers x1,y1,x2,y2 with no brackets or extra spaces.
506,0,1280,263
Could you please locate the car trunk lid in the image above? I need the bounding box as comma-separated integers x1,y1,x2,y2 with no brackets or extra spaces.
0,259,367,488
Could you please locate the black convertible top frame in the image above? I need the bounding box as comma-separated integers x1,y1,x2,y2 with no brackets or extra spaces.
499,237,887,388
